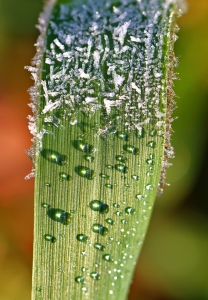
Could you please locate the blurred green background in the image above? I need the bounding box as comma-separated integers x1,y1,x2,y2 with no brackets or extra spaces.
0,0,208,299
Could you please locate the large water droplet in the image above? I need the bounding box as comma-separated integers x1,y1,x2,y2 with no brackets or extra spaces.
72,140,94,153
75,276,85,284
105,218,114,225
92,224,109,236
123,145,139,155
84,155,95,163
147,141,156,148
89,200,109,214
115,155,127,163
90,272,100,280
115,164,128,173
44,234,56,243
75,166,95,180
117,131,129,141
41,149,67,165
47,208,72,225
59,172,71,181
94,243,105,251
103,254,113,262
76,234,88,243
125,207,135,215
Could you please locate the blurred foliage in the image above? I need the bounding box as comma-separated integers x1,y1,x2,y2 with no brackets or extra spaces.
0,0,208,299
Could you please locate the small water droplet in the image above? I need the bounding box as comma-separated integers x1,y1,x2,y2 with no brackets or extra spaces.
36,287,42,292
147,141,156,148
75,276,85,284
115,155,127,163
82,286,88,292
146,159,154,165
59,172,71,181
135,127,145,139
90,272,100,280
94,243,105,251
105,218,114,225
45,182,51,187
75,166,95,180
72,140,94,153
123,145,139,155
115,164,128,173
84,154,95,162
103,254,113,262
92,224,109,236
146,184,154,191
136,194,143,200
100,173,110,179
115,211,122,216
121,219,127,224
146,171,153,177
131,175,139,181
117,131,129,141
41,149,67,165
149,153,155,159
76,234,88,243
89,200,109,214
47,208,72,225
149,129,157,137
106,164,114,170
105,184,113,189
113,203,120,208
81,267,87,272
44,234,56,243
125,207,135,215
41,203,50,209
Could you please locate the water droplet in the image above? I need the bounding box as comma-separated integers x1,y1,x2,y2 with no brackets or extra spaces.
117,131,129,141
146,171,153,177
113,203,120,208
115,164,128,173
121,219,127,224
75,276,85,284
84,155,95,162
103,254,113,262
147,141,156,148
149,129,157,137
59,172,71,181
89,200,109,214
90,272,100,280
125,207,135,215
105,184,113,189
45,183,51,187
115,211,122,216
115,155,127,163
47,208,72,225
109,290,114,295
146,159,154,165
82,286,88,292
41,149,67,165
106,164,114,170
41,203,50,209
76,234,88,243
72,140,94,153
75,166,95,180
131,175,139,180
105,218,114,225
146,184,154,191
44,234,56,243
81,267,87,272
92,224,109,236
149,153,155,159
36,287,42,292
136,194,143,200
94,243,105,251
135,127,145,139
100,173,110,179
123,145,139,155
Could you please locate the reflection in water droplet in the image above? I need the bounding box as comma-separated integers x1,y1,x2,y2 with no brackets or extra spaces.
84,155,95,162
125,207,135,215
72,140,94,153
131,175,139,180
100,173,110,179
105,218,114,225
103,254,113,262
94,243,105,251
75,166,95,180
146,184,154,191
44,234,56,243
47,208,72,225
75,276,85,283
147,141,156,148
41,203,50,209
115,155,127,163
115,164,128,173
123,145,139,155
105,184,113,189
89,200,109,214
41,149,67,165
76,234,88,243
117,131,129,141
92,224,109,236
90,272,100,280
59,172,71,181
